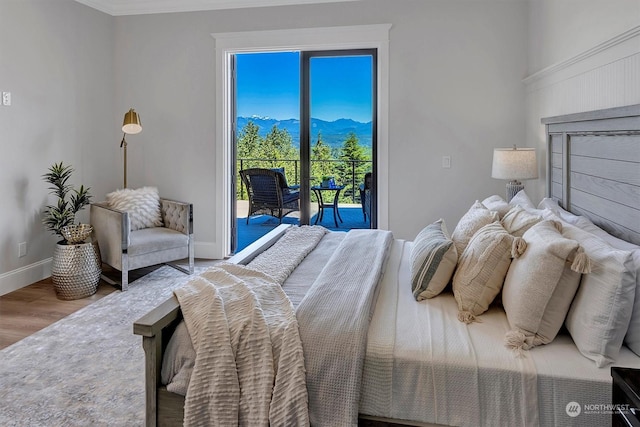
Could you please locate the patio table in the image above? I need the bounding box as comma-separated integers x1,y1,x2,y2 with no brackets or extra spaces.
311,185,345,228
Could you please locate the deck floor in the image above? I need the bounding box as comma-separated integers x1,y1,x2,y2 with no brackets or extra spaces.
236,200,371,252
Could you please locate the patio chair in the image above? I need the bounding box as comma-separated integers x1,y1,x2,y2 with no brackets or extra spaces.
359,172,372,221
240,168,300,224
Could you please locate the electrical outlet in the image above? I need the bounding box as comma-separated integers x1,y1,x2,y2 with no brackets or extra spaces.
442,155,451,168
2,92,11,106
18,242,27,258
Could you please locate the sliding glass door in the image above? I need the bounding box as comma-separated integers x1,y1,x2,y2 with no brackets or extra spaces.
232,49,377,252
301,50,377,228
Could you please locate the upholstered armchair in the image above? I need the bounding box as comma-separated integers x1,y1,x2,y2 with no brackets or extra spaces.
90,197,194,291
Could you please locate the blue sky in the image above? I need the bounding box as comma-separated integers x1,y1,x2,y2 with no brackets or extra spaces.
236,51,373,123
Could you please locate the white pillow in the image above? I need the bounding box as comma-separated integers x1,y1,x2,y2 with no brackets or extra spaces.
410,219,458,300
500,205,543,237
541,202,640,356
481,195,510,218
502,220,584,353
561,223,637,367
451,201,499,260
538,197,561,212
509,190,536,210
106,186,163,231
453,222,526,323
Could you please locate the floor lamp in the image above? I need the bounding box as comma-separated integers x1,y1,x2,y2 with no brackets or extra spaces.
491,146,538,202
120,108,142,188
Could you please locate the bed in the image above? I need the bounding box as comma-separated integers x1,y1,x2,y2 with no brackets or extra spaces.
134,104,640,427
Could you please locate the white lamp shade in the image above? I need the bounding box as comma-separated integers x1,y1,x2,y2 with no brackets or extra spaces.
491,147,538,180
122,108,142,134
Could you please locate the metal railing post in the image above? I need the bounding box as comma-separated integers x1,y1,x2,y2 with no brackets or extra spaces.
239,159,245,199
351,160,356,203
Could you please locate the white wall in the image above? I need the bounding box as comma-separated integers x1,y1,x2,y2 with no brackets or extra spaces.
1,0,530,294
113,0,528,255
0,0,116,294
525,0,640,202
3,0,637,295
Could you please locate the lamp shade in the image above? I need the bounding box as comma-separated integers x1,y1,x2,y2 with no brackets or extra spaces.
491,147,538,181
122,108,142,135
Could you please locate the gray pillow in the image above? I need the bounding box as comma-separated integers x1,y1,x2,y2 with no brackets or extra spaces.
410,219,458,301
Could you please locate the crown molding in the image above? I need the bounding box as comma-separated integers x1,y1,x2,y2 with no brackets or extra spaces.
74,0,360,16
523,24,640,87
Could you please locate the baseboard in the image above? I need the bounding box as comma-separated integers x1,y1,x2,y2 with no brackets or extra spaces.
194,241,224,260
0,258,52,296
0,244,222,297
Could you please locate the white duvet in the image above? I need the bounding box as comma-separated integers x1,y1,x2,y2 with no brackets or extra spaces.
360,240,640,427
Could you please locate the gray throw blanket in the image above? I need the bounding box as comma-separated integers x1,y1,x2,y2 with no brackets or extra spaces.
296,229,393,426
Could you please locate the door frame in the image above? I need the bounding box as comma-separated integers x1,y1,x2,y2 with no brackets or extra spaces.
212,24,391,258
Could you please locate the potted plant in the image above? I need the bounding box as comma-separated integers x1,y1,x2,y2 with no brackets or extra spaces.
321,176,335,188
42,162,93,243
42,162,101,300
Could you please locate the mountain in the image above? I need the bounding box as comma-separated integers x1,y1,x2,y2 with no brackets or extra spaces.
236,116,372,149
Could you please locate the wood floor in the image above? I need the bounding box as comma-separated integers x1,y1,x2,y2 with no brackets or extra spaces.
0,276,117,350
0,260,216,351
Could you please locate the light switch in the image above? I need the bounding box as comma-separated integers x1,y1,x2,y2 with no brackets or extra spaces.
2,92,11,106
442,155,451,168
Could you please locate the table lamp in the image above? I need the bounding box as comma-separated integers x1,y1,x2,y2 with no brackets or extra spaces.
491,146,538,202
120,108,142,188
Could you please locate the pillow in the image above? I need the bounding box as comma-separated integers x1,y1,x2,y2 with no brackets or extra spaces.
481,195,510,218
453,222,526,323
500,205,543,237
410,219,458,301
502,220,586,354
106,186,163,231
508,189,536,210
538,197,561,212
451,201,499,260
541,203,640,356
561,223,637,367
270,167,289,188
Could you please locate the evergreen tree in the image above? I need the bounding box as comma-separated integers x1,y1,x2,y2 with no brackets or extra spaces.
237,121,263,161
337,132,370,201
261,124,299,184
236,121,265,199
311,132,334,184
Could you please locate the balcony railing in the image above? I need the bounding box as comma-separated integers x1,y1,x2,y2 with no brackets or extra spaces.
237,158,372,204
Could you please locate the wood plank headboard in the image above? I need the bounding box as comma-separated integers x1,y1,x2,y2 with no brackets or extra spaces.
542,104,640,245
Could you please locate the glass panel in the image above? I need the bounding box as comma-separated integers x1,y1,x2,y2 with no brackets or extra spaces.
234,51,301,251
308,54,374,230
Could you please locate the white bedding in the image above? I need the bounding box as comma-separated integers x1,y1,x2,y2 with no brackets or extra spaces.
360,240,640,427
163,231,640,427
